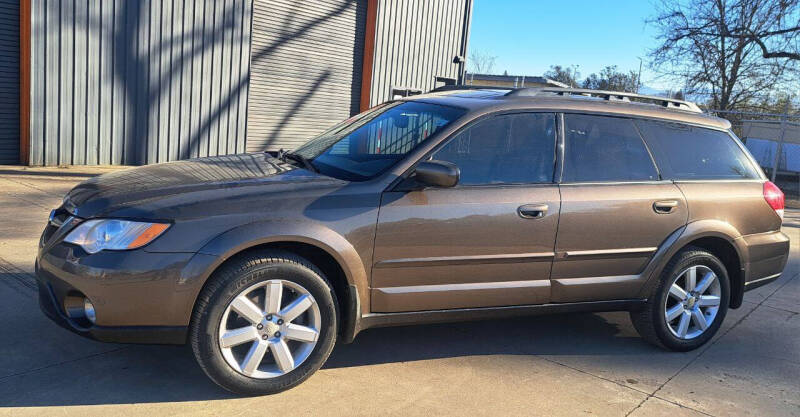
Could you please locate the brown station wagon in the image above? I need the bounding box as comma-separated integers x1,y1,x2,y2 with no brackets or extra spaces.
36,87,790,395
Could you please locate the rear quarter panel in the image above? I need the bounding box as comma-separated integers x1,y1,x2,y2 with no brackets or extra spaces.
675,180,788,284
675,181,781,235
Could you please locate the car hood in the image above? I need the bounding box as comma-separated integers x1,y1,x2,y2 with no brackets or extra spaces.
63,153,346,219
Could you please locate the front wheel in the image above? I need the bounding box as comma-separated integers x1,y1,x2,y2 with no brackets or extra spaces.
190,250,338,395
631,247,730,351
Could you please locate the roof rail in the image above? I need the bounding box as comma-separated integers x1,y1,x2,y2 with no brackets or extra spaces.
506,87,703,113
430,84,513,93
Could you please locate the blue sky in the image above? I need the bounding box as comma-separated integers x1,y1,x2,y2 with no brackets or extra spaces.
468,0,669,89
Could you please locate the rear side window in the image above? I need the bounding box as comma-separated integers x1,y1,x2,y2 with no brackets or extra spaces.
562,114,658,182
432,113,556,185
636,120,761,180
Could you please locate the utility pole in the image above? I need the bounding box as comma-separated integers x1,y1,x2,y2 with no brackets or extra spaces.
571,65,580,88
637,58,643,93
771,101,791,183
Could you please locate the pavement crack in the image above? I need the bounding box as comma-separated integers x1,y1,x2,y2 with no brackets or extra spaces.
624,270,800,417
650,395,716,416
0,346,131,382
757,304,800,316
542,356,714,417
540,357,651,396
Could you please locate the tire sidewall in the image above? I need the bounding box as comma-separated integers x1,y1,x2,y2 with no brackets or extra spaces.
652,251,730,351
194,258,338,395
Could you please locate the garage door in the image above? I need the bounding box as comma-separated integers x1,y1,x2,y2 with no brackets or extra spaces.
0,0,19,164
246,0,366,152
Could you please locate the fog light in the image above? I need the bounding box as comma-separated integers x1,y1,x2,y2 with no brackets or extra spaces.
83,298,96,324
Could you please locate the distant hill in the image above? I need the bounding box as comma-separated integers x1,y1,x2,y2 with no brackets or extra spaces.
638,85,670,97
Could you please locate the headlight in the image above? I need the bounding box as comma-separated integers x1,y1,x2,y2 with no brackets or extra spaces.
64,219,170,254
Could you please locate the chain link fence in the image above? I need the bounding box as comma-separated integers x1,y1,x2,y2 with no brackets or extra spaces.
706,109,800,203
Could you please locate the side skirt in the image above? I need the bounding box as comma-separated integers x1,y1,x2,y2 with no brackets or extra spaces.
743,273,781,292
357,299,647,333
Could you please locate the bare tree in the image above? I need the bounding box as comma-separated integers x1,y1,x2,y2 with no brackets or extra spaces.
649,0,798,110
467,50,497,74
717,0,800,61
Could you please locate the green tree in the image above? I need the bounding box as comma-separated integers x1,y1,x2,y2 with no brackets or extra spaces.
544,65,581,87
581,66,641,92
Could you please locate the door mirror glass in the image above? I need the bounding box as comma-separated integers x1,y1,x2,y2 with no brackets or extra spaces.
414,160,460,188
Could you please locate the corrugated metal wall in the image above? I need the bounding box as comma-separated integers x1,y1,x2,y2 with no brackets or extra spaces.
0,0,19,164
368,0,471,107
28,0,252,166
246,0,366,152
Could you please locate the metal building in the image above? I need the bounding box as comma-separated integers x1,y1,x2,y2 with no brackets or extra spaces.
11,0,472,166
0,0,19,164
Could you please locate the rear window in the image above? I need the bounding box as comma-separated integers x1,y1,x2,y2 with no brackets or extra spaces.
636,120,761,180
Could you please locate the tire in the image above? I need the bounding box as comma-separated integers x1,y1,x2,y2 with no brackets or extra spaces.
631,247,730,351
190,250,338,395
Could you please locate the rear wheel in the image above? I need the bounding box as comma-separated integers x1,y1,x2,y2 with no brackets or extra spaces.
190,250,338,395
631,247,730,351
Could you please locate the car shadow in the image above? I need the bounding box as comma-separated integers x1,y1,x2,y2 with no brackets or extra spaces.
1,311,658,407
325,312,649,369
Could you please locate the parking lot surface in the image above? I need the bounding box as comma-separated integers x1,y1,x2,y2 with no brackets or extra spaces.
1,165,798,416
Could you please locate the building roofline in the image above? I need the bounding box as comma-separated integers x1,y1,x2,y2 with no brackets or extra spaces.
464,73,569,88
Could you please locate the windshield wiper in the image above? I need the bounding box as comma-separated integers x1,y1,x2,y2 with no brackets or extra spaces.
278,149,318,173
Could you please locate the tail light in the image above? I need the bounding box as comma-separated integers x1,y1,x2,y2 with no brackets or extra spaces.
763,181,785,219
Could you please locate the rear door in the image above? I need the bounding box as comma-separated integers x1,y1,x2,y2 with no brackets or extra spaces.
551,114,688,302
371,112,560,312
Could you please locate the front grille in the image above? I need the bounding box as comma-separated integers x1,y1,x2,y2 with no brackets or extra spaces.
40,208,77,248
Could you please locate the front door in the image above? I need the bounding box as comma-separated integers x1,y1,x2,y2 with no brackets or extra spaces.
551,113,688,302
371,112,561,312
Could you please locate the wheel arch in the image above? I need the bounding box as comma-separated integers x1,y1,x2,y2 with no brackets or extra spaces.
680,236,744,308
639,220,747,308
178,221,369,343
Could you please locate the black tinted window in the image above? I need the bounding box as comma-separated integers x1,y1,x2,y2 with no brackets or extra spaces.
432,113,556,185
636,120,760,180
562,114,658,182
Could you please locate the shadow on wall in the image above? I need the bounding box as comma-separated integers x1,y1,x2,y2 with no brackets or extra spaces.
50,0,362,166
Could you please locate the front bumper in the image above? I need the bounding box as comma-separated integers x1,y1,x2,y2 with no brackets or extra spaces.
35,242,198,344
37,277,187,344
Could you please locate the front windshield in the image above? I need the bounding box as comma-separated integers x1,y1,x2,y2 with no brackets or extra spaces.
292,101,466,181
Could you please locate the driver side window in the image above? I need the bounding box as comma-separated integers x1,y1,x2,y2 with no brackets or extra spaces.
432,113,556,185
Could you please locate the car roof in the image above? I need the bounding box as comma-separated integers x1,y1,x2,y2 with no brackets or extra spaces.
401,87,731,131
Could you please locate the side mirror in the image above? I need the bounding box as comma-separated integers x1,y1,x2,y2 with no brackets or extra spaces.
414,160,460,188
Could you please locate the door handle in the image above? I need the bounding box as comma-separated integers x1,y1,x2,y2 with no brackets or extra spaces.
518,204,548,219
653,200,679,214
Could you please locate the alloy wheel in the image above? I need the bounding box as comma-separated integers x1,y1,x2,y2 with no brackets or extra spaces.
218,279,321,379
664,265,722,340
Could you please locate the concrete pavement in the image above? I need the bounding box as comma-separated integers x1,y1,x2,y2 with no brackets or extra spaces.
0,165,798,416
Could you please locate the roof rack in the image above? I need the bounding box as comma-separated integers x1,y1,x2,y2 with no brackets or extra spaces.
430,84,513,92
507,87,703,113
